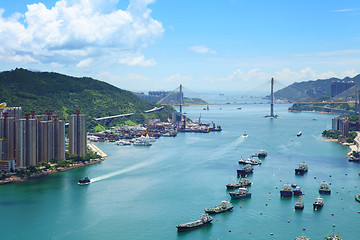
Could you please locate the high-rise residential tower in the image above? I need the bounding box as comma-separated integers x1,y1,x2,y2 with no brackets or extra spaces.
69,110,87,157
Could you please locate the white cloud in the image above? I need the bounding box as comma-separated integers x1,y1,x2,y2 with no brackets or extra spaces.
0,0,164,67
189,45,216,54
164,73,192,83
118,55,156,66
76,58,93,68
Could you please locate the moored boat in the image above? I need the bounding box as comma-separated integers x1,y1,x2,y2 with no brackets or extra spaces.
229,187,252,199
295,236,311,240
226,178,252,189
237,164,253,177
78,177,90,185
280,183,293,197
204,201,234,214
324,225,342,240
176,214,213,232
295,162,308,175
355,194,360,203
319,181,331,194
294,195,304,210
293,186,303,195
257,149,267,158
313,197,324,210
115,139,131,145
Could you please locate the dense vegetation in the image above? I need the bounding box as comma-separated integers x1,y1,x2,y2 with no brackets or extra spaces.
274,74,360,102
0,68,174,131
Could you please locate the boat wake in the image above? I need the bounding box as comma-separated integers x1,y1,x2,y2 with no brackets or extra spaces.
90,161,152,183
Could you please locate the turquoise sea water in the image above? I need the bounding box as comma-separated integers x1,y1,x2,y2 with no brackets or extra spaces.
1,104,359,240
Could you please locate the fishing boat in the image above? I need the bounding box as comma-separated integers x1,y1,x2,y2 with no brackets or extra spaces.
204,201,234,214
313,197,324,210
237,164,253,177
294,195,304,210
226,178,252,189
257,149,267,158
78,177,90,185
293,186,303,195
324,225,342,240
319,181,331,194
280,183,293,197
355,194,360,203
295,162,308,175
297,131,302,137
176,214,213,232
229,187,252,199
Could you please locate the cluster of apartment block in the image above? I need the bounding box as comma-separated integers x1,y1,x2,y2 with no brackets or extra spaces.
0,106,87,172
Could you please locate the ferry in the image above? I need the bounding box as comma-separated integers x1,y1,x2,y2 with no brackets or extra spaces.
204,201,234,214
176,214,213,232
295,162,308,175
237,164,253,177
229,187,252,199
78,177,91,185
319,181,331,194
280,183,293,197
313,197,324,210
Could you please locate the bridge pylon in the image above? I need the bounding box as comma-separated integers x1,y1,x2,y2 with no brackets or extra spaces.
265,77,279,118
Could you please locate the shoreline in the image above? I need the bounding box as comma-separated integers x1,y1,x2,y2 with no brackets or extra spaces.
0,142,107,185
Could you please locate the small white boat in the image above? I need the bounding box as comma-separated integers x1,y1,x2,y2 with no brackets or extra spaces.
297,131,302,137
115,140,131,145
241,132,248,138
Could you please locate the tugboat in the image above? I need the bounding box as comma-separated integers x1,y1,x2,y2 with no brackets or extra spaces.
355,194,360,203
229,187,252,199
313,197,324,210
237,164,253,177
78,177,91,185
319,181,331,194
226,178,252,189
294,195,304,210
295,162,308,175
176,213,213,232
324,225,342,240
293,186,303,195
257,149,267,158
280,183,293,197
204,201,234,214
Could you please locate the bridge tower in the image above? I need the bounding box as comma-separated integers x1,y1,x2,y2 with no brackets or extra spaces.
265,78,278,118
356,84,358,114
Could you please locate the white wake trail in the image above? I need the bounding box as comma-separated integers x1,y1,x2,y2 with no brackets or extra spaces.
90,161,151,183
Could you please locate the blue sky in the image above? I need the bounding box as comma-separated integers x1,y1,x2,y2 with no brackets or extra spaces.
0,0,359,92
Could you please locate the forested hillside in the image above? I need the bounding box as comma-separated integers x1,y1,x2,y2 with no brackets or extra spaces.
0,68,174,131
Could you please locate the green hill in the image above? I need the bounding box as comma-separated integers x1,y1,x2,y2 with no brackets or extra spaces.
274,74,360,102
0,68,174,131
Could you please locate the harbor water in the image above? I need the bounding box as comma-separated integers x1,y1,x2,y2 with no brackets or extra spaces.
1,103,360,239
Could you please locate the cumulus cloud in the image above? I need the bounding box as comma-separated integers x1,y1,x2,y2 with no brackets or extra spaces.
0,0,164,67
118,55,156,66
189,45,216,54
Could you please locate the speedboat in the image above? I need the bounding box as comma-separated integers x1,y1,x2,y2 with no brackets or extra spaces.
78,177,90,185
241,132,248,138
297,131,302,137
